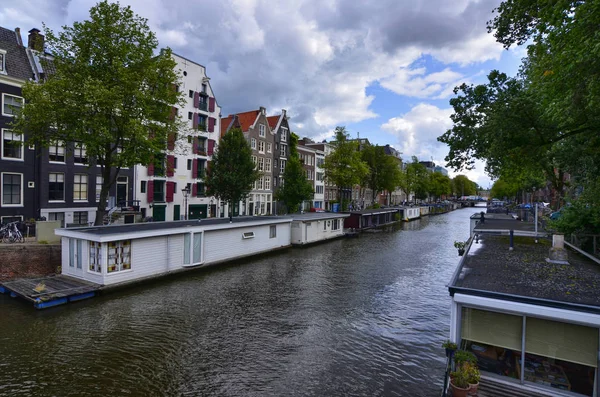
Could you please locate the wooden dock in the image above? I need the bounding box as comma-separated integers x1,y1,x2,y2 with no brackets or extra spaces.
0,275,99,309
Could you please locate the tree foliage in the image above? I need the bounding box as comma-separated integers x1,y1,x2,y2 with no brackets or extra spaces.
205,128,259,221
405,157,429,201
439,0,600,214
452,175,477,197
428,172,452,200
360,145,402,202
323,127,369,207
12,1,183,225
275,133,314,213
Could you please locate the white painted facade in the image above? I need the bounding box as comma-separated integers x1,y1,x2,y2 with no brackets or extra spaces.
134,53,222,222
400,207,421,221
290,213,349,245
57,218,292,286
419,206,430,216
313,150,325,209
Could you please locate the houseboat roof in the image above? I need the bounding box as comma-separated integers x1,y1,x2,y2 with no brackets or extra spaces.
473,214,541,236
449,234,600,313
290,212,350,221
55,216,292,242
345,208,398,215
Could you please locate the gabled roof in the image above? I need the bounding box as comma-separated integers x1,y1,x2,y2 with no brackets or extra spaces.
220,115,233,137
234,110,260,131
267,115,279,130
0,26,33,81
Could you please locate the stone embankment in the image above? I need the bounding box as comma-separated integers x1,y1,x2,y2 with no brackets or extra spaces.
0,243,61,282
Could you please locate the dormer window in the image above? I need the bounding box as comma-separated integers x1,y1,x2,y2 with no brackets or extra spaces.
0,50,6,73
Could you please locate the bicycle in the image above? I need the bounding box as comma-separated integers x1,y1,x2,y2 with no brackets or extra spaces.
0,222,24,243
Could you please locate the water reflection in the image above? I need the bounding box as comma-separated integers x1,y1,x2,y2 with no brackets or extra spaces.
0,207,481,397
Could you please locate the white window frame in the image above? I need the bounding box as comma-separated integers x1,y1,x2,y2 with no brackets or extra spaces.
1,129,23,161
1,172,23,207
74,142,87,165
258,177,264,190
258,157,264,172
106,240,132,274
267,143,272,153
69,238,83,269
48,172,65,202
95,176,103,202
0,215,23,223
280,160,286,173
281,128,287,142
265,176,271,190
183,232,204,265
0,49,6,74
88,241,103,274
265,158,271,172
251,138,257,150
269,225,276,238
280,144,286,157
259,124,266,137
258,141,265,153
251,155,257,169
73,174,88,202
1,93,23,117
48,140,66,163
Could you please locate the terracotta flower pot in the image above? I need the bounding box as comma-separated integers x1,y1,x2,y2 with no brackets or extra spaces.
450,382,470,397
458,249,465,256
468,381,479,395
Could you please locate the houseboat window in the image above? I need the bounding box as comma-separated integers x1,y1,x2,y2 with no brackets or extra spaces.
461,307,522,381
107,240,131,273
332,219,340,231
269,225,276,238
89,241,102,273
69,239,82,269
193,233,202,263
183,234,191,264
323,221,327,231
524,317,597,396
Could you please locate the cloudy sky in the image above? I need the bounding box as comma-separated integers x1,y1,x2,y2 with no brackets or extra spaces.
1,0,524,188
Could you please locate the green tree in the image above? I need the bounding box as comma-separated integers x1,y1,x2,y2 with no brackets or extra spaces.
405,157,429,202
323,126,368,210
12,1,182,225
452,175,477,197
361,145,403,203
205,128,259,222
428,172,452,201
275,133,314,213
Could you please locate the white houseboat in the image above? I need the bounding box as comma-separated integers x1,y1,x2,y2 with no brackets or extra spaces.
447,225,600,397
400,206,421,221
290,213,349,245
55,217,292,287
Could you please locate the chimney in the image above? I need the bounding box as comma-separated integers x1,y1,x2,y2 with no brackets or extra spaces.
15,27,23,46
28,28,44,51
282,109,287,117
260,106,266,115
547,234,569,264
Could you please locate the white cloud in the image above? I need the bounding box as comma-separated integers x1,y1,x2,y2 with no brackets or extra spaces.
380,67,464,98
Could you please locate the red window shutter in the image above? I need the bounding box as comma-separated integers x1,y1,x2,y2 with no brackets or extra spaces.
193,113,198,129
193,137,198,154
166,181,174,203
167,133,175,150
147,181,154,203
207,139,215,156
192,183,197,197
193,92,199,108
209,97,215,112
207,161,212,176
169,106,177,121
192,159,198,178
147,163,154,176
208,117,215,132
166,155,175,177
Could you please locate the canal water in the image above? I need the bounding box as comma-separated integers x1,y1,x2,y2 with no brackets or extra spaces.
0,207,481,397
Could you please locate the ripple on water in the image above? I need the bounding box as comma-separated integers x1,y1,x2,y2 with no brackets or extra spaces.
0,207,481,396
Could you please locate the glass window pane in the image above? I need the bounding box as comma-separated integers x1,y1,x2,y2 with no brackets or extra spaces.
183,234,190,264
193,233,202,263
462,308,522,351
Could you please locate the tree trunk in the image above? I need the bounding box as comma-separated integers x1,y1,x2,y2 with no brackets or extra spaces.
94,166,113,226
229,200,233,223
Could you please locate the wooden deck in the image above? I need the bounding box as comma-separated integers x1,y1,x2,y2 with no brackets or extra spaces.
0,275,99,309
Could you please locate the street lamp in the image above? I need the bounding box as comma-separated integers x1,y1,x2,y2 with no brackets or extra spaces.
209,198,214,218
182,185,190,220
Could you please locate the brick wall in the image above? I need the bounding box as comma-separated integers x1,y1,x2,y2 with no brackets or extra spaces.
0,244,61,282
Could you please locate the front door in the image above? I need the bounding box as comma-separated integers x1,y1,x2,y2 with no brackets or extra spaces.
117,176,128,206
153,205,166,222
189,204,207,219
173,205,180,221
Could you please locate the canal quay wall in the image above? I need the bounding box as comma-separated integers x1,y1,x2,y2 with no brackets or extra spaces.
0,243,61,282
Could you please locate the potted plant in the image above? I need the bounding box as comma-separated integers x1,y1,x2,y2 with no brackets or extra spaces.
464,362,481,395
442,340,458,358
449,366,471,397
454,350,477,369
454,240,467,256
